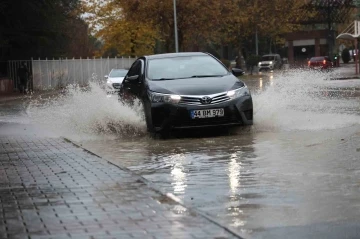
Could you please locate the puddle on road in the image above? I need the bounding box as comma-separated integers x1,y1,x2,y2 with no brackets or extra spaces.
21,69,360,238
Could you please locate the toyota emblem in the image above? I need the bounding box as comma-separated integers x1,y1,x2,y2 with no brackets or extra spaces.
200,96,212,104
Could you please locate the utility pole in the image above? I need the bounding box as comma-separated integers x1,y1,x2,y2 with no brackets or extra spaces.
255,0,259,55
327,0,333,58
255,27,258,55
173,0,179,52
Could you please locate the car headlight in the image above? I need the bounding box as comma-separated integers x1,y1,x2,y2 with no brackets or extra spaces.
258,62,261,66
148,92,181,104
269,61,273,65
226,86,250,99
107,79,112,84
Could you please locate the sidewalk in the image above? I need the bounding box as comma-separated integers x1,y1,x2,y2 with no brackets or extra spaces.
0,92,27,103
0,136,242,239
331,62,360,80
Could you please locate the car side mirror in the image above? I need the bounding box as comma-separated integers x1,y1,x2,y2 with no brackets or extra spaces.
126,75,139,81
232,68,245,77
104,75,108,79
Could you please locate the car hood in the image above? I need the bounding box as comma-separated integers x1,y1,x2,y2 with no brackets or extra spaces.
108,77,124,83
147,74,245,95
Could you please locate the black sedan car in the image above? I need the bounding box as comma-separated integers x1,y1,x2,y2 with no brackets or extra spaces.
120,52,253,135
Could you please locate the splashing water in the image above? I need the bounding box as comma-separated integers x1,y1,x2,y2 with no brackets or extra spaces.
253,69,360,132
26,70,360,139
27,82,146,140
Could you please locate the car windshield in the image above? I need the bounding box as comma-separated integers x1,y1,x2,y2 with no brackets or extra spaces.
261,56,275,61
147,55,228,80
109,69,127,77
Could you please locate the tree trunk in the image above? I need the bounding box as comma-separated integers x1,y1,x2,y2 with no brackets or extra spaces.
236,46,245,69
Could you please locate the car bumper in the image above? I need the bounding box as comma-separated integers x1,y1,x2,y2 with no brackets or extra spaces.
106,82,122,94
149,96,253,131
309,65,331,70
259,65,274,70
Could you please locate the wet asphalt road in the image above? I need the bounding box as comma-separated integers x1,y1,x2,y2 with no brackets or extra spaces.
2,69,360,238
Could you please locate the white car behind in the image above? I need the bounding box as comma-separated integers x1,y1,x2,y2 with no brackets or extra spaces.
105,69,128,94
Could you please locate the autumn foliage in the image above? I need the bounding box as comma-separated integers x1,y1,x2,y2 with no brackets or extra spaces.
83,0,307,57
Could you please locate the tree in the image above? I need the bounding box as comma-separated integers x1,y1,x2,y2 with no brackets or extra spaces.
83,0,235,55
215,0,307,68
83,0,159,56
299,0,355,56
255,0,305,51
83,0,314,59
0,0,93,60
246,55,262,75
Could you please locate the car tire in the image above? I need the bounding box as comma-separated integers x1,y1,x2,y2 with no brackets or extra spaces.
143,100,171,139
143,100,155,133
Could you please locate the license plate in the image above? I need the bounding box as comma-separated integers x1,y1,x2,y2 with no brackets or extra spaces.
190,108,224,119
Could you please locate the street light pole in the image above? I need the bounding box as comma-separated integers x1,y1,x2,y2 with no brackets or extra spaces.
255,27,258,55
173,0,179,52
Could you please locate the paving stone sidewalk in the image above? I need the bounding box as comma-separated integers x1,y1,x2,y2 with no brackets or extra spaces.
0,136,241,239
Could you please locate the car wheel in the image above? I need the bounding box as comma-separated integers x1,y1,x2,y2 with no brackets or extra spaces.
143,100,155,134
143,100,171,139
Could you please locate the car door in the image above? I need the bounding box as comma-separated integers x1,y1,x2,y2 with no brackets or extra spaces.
122,60,143,98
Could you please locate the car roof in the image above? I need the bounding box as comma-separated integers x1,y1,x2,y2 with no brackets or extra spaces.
310,56,328,58
310,56,328,60
144,52,208,60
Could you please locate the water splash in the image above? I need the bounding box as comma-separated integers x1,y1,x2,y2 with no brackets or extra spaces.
27,82,146,140
26,70,360,139
253,69,360,132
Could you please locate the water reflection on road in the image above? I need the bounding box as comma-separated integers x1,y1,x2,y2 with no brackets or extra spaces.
78,70,360,238
82,126,360,238
12,69,360,238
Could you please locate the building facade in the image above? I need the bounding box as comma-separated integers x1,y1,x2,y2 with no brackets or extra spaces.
285,29,332,65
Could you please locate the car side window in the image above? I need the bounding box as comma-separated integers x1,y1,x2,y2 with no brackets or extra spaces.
127,61,141,77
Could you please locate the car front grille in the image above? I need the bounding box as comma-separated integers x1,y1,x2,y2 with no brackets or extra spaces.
260,63,270,66
112,83,121,89
179,93,230,106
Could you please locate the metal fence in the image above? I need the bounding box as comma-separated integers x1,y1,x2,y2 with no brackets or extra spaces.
7,60,33,90
7,57,137,91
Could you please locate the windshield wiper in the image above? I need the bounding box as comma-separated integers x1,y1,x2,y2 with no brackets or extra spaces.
152,75,226,81
190,74,226,78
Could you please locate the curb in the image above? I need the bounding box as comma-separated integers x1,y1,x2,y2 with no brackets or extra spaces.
0,95,28,103
329,76,360,80
62,137,245,239
0,90,64,103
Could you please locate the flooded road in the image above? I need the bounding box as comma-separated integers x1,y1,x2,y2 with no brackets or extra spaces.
2,69,360,238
